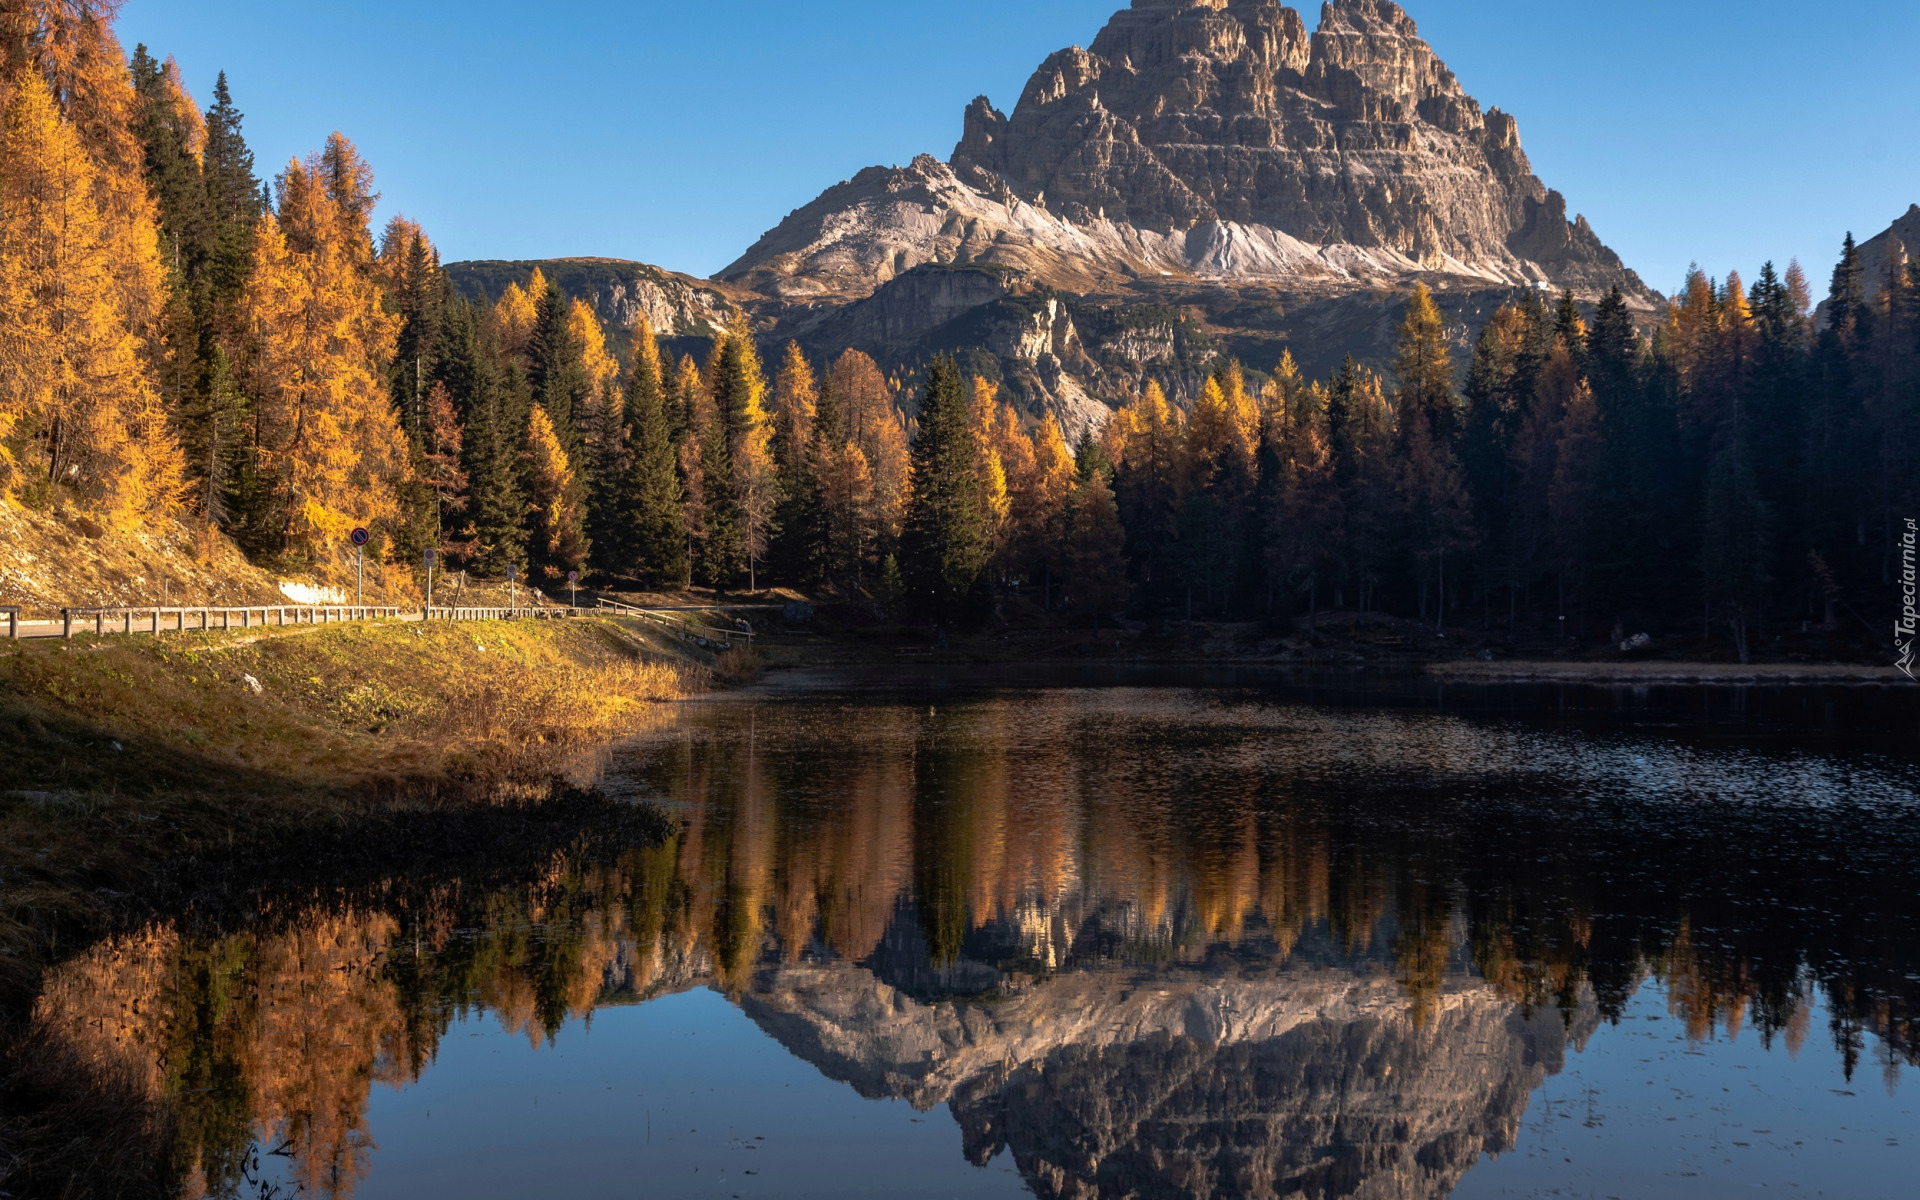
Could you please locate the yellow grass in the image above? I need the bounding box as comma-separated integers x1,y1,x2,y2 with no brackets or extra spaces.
0,617,702,999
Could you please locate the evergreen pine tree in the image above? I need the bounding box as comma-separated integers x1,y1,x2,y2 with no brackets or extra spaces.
693,322,774,589
697,334,746,587
527,277,590,458
615,320,688,586
1074,427,1114,484
1111,381,1182,598
899,354,990,618
127,46,209,425
1807,234,1875,601
1393,286,1474,625
770,346,827,586
1063,468,1130,626
447,304,528,575
200,72,262,320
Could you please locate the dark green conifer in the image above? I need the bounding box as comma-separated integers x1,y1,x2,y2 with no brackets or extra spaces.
1073,428,1113,484
527,280,590,458
771,367,829,587
616,330,689,586
696,336,753,588
899,355,990,618
200,73,263,322
129,47,211,294
445,306,529,576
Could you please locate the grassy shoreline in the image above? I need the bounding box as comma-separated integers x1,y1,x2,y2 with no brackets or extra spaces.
0,616,703,1009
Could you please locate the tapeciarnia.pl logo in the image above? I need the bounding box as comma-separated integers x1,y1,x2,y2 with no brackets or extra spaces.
1899,517,1917,681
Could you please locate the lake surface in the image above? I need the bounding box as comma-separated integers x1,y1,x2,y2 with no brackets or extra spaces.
36,669,1920,1199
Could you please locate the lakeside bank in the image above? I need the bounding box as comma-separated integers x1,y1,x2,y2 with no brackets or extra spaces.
0,616,705,1007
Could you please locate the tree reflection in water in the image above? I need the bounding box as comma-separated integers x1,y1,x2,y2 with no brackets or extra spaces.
31,686,1920,1199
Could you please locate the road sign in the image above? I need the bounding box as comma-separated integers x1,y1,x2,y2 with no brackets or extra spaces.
350,527,370,548
507,564,517,581
567,571,579,585
424,548,437,569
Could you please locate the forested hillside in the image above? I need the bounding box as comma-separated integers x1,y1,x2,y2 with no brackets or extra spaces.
1,2,1913,663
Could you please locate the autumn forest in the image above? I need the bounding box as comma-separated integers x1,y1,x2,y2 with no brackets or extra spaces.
3,3,1917,662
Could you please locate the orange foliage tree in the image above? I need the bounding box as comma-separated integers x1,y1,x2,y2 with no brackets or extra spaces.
0,67,183,522
235,141,405,564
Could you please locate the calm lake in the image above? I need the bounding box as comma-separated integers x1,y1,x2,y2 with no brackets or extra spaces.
40,669,1920,1199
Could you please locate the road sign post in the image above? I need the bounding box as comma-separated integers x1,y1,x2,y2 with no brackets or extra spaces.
508,563,518,614
351,528,370,606
567,570,579,611
424,547,437,619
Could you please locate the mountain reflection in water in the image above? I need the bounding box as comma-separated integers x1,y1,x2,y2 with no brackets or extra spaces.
33,680,1920,1199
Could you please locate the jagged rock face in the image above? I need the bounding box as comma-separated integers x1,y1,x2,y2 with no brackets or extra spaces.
1839,204,1920,314
724,0,1650,308
738,955,1592,1200
444,258,742,339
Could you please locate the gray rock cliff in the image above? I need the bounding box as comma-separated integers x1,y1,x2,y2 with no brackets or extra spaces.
723,0,1651,310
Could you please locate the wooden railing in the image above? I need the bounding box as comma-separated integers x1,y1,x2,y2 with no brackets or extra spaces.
595,598,755,648
52,606,407,638
5,605,586,639
424,607,580,622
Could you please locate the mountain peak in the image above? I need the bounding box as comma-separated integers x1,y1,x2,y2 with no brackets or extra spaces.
724,0,1650,310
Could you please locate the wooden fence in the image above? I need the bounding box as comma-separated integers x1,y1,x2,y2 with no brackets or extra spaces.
49,606,408,639
3,599,751,643
5,605,591,640
425,607,580,623
594,598,755,649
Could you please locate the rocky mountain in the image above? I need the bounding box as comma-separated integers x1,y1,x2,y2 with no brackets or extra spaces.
585,884,1594,1200
455,1,1661,434
443,257,745,357
1820,204,1920,324
741,957,1587,1200
725,0,1649,309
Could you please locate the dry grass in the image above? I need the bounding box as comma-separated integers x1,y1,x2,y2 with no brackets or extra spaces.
712,645,767,686
0,616,710,1197
0,501,325,616
0,617,702,1004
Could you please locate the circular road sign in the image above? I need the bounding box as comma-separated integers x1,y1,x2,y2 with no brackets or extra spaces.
567,571,580,585
350,527,370,547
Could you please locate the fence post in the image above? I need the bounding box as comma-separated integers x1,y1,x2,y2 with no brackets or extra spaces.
96,611,104,636
6,610,15,640
62,609,72,639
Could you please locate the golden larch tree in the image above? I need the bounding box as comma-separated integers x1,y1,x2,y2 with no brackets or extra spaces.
0,68,183,522
830,349,908,544
772,340,817,455
491,265,543,360
525,402,588,580
237,150,405,560
966,376,1012,553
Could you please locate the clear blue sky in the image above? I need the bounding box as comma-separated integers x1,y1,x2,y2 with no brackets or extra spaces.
117,0,1920,295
